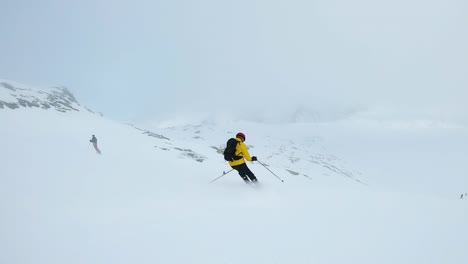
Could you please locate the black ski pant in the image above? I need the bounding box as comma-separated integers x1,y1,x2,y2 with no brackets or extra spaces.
231,163,257,183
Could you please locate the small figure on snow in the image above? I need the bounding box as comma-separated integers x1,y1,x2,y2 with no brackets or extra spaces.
224,132,258,184
90,135,101,154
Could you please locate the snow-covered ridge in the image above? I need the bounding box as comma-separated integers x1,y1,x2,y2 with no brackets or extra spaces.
0,79,92,113
0,77,365,184
142,121,366,186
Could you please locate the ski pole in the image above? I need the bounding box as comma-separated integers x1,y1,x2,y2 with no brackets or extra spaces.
210,169,235,183
257,160,284,182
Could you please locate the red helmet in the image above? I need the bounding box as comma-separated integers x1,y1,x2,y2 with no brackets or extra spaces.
236,132,246,141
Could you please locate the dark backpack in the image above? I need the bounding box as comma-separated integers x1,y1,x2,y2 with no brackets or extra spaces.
223,138,242,161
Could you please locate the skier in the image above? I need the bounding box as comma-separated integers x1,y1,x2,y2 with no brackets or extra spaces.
90,135,101,154
227,132,258,184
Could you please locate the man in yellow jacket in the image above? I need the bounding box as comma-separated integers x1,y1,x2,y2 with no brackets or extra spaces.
228,132,258,184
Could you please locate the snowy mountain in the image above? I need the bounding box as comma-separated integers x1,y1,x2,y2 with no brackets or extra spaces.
1,80,467,264
0,79,93,113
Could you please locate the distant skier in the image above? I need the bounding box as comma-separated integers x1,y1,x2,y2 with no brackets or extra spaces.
224,132,258,184
90,135,101,154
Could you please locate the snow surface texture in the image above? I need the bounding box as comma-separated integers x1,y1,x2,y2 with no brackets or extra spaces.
1,80,468,264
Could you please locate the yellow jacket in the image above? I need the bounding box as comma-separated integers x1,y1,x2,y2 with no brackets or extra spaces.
228,137,253,166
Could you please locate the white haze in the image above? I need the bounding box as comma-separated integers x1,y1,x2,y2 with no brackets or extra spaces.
1,0,467,121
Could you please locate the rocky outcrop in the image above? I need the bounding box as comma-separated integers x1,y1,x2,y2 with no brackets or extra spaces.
0,81,87,113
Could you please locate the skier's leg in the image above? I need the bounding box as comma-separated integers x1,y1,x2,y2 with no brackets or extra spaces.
237,163,257,182
232,164,250,183
245,166,258,182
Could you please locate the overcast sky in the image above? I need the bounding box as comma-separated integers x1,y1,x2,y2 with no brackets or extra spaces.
1,0,467,122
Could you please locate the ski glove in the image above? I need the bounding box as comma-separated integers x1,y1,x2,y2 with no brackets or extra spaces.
251,156,257,161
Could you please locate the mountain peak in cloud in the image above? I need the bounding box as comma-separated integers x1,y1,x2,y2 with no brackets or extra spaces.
0,79,98,114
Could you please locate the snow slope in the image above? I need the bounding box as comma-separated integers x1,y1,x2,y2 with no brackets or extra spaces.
1,80,467,264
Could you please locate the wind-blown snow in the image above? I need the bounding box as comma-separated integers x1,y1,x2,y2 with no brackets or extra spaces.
1,86,468,264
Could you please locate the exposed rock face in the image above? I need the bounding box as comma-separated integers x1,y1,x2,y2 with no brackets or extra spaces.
0,81,86,113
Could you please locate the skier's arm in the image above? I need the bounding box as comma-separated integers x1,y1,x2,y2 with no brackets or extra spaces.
241,143,253,161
